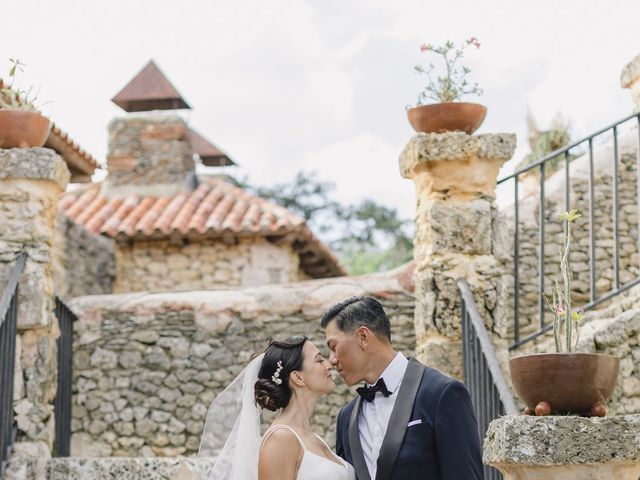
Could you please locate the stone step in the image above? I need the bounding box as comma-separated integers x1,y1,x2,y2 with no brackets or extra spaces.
48,457,213,480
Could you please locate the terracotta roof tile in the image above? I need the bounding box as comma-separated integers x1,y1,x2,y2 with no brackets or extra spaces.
58,177,346,277
85,197,123,233
121,197,156,236
139,196,172,236
65,187,99,220
46,123,99,182
74,193,106,225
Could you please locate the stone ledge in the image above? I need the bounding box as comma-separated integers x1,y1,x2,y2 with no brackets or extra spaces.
48,457,214,480
621,53,640,88
399,132,516,178
484,414,640,466
0,148,70,190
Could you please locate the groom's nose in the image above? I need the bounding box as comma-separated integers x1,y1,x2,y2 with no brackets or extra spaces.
329,351,338,365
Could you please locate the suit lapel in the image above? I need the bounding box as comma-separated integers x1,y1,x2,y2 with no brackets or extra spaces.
375,358,425,480
348,396,371,480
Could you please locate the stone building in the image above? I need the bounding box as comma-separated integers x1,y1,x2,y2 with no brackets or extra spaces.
54,61,344,294
56,115,345,293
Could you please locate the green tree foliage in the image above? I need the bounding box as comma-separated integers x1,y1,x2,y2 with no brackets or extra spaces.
238,172,413,275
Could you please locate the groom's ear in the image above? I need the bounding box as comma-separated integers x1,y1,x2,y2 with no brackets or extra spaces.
356,326,371,349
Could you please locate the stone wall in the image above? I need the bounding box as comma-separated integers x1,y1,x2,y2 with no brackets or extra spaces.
49,457,214,480
400,132,517,379
114,237,307,293
103,115,195,197
52,214,116,301
502,126,640,340
0,148,69,479
68,264,415,457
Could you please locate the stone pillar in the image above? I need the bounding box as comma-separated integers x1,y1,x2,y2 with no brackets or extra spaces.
400,132,516,378
484,415,640,479
103,114,195,198
621,53,640,111
0,148,70,478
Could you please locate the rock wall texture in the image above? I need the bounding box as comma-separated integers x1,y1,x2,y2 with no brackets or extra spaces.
113,237,307,293
484,414,640,480
104,115,194,193
52,214,116,301
400,132,517,379
0,148,69,479
48,457,214,480
67,264,415,457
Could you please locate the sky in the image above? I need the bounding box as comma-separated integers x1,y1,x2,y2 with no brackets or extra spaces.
2,0,639,219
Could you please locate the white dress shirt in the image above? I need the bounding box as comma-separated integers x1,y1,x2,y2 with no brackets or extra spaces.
358,352,409,479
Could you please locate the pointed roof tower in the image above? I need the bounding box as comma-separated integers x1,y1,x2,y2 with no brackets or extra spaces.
188,128,236,167
111,60,191,112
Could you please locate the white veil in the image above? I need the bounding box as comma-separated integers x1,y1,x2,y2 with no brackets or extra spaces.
198,353,264,480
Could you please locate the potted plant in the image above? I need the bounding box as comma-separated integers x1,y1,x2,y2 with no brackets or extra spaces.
0,58,51,148
509,210,620,416
408,37,486,134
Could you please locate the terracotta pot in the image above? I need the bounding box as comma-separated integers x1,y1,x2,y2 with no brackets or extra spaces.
509,353,619,414
0,110,51,148
407,102,487,134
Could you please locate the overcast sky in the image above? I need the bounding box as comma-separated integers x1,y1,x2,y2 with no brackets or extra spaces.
3,0,639,219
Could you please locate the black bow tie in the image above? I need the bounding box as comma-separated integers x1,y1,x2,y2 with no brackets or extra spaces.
356,378,391,402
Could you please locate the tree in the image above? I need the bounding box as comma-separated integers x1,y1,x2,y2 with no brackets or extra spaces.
238,172,413,275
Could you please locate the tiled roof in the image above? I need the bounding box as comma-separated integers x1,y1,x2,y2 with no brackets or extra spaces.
46,122,98,182
58,177,346,278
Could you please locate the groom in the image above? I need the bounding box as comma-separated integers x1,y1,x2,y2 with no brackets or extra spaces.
322,296,484,480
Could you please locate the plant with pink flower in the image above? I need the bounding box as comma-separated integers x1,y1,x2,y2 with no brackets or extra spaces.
414,38,483,104
544,209,585,352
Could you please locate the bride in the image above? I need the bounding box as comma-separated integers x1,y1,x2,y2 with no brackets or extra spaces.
198,335,355,480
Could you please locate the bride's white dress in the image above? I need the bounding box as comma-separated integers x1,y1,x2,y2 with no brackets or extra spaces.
261,425,356,480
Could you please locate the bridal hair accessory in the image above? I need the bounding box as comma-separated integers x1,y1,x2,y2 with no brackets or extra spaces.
271,360,283,385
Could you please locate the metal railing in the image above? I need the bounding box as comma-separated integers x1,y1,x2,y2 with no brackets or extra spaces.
498,111,640,350
0,254,26,477
54,297,77,457
458,278,518,480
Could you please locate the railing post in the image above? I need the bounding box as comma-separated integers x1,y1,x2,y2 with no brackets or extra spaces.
54,298,77,457
400,132,516,379
0,148,70,478
0,254,25,477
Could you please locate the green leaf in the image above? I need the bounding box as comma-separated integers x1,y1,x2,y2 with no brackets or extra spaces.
560,209,582,223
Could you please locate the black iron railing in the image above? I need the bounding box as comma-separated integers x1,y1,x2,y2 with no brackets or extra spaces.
0,254,26,478
54,297,77,457
498,111,640,350
458,278,518,480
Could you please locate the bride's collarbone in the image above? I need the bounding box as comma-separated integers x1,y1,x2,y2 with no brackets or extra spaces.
271,426,339,465
297,431,342,466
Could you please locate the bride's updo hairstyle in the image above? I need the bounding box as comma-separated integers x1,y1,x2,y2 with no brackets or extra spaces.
254,335,308,411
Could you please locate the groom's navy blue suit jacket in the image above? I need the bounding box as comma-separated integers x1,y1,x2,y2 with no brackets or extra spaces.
336,362,484,480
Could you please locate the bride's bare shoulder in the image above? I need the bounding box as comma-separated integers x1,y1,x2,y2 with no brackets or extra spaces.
259,427,303,479
261,426,302,453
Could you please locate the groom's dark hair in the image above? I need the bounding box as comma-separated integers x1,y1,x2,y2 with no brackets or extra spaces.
320,296,391,342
